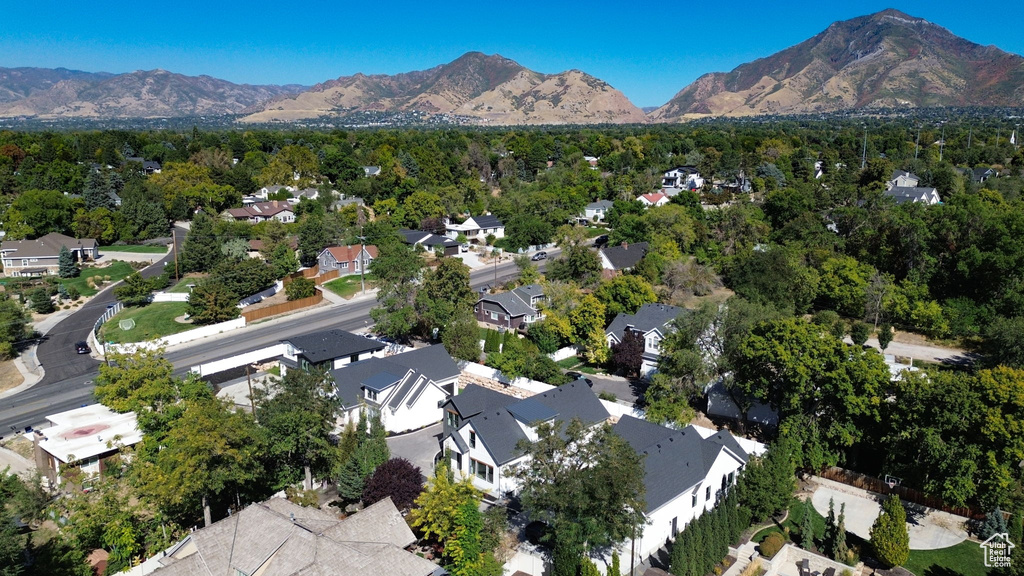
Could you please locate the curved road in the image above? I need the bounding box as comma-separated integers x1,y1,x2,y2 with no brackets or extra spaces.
0,252,537,438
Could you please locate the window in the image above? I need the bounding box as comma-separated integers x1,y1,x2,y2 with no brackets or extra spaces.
340,261,349,269
705,486,711,501
469,431,476,448
455,452,463,470
470,459,494,483
365,389,378,402
446,411,460,428
692,492,698,507
490,311,498,320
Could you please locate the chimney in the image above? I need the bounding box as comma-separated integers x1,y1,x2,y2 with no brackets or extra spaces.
621,242,628,249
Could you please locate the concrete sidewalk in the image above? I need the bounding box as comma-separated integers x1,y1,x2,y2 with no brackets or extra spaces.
0,446,34,476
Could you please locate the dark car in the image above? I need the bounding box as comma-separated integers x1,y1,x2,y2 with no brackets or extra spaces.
75,341,90,354
531,251,547,261
594,234,609,247
565,371,593,387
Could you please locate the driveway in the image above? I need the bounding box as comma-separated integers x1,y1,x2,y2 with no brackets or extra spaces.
809,477,967,550
386,422,442,477
585,373,639,404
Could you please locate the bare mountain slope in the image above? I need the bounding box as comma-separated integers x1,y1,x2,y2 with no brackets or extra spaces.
651,9,1024,120
242,52,647,125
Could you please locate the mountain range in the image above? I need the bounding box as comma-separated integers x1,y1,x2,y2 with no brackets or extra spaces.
1,9,1022,124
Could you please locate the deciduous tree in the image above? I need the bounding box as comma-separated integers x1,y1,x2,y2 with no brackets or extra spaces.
361,457,424,511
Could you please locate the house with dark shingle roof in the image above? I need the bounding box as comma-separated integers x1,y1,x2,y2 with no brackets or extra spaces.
440,381,609,496
884,169,940,205
606,303,687,377
398,228,461,256
445,214,505,243
612,415,762,564
474,284,545,330
598,242,649,274
281,329,386,374
317,244,378,274
330,344,461,433
222,200,296,224
0,233,98,277
150,496,442,576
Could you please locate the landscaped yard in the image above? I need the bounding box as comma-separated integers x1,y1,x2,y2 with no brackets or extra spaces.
99,244,168,254
61,261,136,297
100,302,191,344
167,275,205,293
324,275,373,299
905,541,990,576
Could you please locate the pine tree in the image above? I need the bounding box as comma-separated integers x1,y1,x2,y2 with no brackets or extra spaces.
180,211,222,273
83,170,114,210
870,495,909,568
835,503,849,563
824,497,837,559
607,551,621,576
336,456,366,501
800,498,815,550
58,245,78,278
980,507,1010,540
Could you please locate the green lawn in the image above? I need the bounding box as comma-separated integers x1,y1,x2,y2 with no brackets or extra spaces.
100,302,192,344
905,541,990,576
556,356,582,369
324,275,373,299
582,226,607,238
99,244,168,254
168,277,202,293
61,261,136,297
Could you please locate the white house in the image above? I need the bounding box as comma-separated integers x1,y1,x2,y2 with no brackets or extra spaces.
281,329,387,374
889,170,920,188
331,344,461,433
883,186,941,205
222,201,296,224
613,416,764,565
662,166,704,191
606,303,687,377
440,381,609,495
581,200,614,222
637,192,669,208
445,214,505,243
28,405,143,487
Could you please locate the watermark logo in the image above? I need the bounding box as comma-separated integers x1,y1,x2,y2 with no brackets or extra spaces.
980,533,1014,568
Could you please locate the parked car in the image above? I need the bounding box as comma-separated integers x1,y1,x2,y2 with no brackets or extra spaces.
531,251,547,261
75,341,90,354
565,371,593,387
594,235,609,247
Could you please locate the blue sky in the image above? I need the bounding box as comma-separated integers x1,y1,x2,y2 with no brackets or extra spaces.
2,1,1023,107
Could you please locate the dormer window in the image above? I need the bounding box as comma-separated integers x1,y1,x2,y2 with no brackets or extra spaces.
469,431,477,448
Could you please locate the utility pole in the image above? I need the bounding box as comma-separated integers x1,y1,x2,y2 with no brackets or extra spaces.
358,226,367,295
939,125,946,162
967,126,972,149
914,126,921,160
172,228,180,281
246,364,257,420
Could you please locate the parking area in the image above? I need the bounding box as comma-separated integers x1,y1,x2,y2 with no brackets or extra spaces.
809,476,968,550
386,422,443,476
582,373,639,404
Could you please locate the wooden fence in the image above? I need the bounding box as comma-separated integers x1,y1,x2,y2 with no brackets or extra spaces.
283,266,339,286
241,292,323,322
283,265,320,285
817,466,982,519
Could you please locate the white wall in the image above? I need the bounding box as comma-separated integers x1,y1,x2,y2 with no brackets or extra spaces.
381,380,451,434
189,344,286,377
547,346,579,362
151,292,189,302
107,318,246,354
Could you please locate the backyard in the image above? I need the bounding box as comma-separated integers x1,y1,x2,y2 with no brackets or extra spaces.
60,261,136,297
905,541,990,576
99,302,192,344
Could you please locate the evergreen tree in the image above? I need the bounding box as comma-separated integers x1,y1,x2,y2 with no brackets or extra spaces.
83,170,113,211
870,495,909,568
335,409,390,502
800,498,815,550
1009,510,1023,552
179,211,221,273
607,551,621,576
980,507,1010,540
835,503,849,563
824,497,837,558
297,212,328,267
57,245,78,278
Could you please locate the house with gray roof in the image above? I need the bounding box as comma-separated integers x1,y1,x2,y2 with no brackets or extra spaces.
606,303,687,377
612,416,762,565
445,214,505,243
398,228,461,256
330,344,461,433
0,233,98,277
150,496,442,576
580,200,614,222
474,284,546,331
281,329,386,374
440,381,609,496
883,186,940,205
599,242,649,274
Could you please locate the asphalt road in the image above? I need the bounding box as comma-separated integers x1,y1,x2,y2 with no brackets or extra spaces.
0,253,538,438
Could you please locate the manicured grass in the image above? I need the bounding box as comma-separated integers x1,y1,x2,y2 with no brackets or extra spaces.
168,277,203,293
556,356,582,369
99,244,168,254
100,302,191,344
582,226,607,238
324,275,373,299
60,261,135,297
905,541,990,576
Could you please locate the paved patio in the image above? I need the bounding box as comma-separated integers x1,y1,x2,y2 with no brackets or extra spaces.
809,476,967,550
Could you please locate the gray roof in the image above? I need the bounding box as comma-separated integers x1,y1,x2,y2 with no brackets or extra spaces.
470,214,503,228
330,345,460,410
153,497,437,576
600,242,649,270
479,290,534,318
606,303,686,342
586,200,614,211
398,228,458,247
461,381,609,466
446,384,519,419
0,232,97,259
884,186,938,205
284,329,385,364
514,284,544,299
613,416,749,513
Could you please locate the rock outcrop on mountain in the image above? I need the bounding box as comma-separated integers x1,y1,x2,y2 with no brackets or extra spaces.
650,9,1024,120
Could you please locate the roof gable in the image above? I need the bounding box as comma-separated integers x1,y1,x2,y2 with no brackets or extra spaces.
599,242,649,270
284,329,385,364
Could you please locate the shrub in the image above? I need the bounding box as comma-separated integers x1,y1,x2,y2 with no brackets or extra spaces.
29,288,54,314
286,277,316,301
759,532,785,558
598,391,617,402
740,560,762,576
67,285,80,301
361,457,425,511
